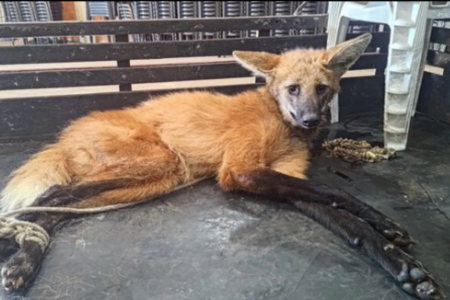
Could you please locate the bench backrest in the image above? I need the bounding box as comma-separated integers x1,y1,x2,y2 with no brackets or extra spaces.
0,15,389,140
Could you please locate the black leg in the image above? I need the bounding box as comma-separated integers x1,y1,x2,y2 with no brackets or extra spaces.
1,214,66,294
0,182,106,260
293,200,444,300
235,169,414,248
34,179,130,207
234,169,444,300
19,179,131,223
0,180,128,294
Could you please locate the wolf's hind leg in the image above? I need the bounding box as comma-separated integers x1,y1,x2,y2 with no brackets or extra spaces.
1,174,185,294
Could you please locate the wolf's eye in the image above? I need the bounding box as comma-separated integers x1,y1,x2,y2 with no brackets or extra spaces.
316,84,328,95
288,85,300,96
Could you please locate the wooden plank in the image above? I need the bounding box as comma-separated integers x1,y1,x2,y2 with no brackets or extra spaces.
430,27,450,45
351,53,387,70
0,76,386,140
0,63,252,90
0,35,327,65
339,75,385,116
0,15,328,38
0,77,257,100
0,52,386,90
418,72,450,123
424,64,444,76
0,84,262,139
1,70,379,99
0,32,389,65
0,56,235,72
427,50,450,68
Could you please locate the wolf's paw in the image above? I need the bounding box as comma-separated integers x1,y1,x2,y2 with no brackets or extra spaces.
399,265,444,300
1,241,43,294
393,250,445,300
377,219,415,250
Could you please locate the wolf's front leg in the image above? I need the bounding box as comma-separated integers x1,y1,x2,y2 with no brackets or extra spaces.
235,169,414,249
292,201,444,300
231,169,444,300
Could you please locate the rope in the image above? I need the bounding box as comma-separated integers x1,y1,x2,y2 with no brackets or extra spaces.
322,138,397,163
0,177,208,252
0,218,49,252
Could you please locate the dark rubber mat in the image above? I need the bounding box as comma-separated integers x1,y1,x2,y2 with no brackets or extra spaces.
0,113,448,300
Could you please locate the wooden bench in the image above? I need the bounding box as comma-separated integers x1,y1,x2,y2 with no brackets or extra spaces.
0,15,389,141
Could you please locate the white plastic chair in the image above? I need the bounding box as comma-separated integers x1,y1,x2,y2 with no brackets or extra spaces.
327,1,450,150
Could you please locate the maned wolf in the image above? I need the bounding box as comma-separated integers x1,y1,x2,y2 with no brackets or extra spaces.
0,33,443,299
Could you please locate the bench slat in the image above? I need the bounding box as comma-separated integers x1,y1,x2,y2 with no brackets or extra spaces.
0,63,250,90
0,15,327,38
0,32,390,65
0,76,385,140
430,27,450,45
352,53,387,70
0,84,262,139
427,50,450,68
0,35,327,64
0,53,387,90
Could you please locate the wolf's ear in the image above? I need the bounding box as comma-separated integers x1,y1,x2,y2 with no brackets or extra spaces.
323,33,372,77
233,51,280,79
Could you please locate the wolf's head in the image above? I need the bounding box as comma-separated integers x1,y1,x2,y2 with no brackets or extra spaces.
233,33,371,130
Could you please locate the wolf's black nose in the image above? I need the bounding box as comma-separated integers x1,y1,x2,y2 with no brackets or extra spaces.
302,117,320,128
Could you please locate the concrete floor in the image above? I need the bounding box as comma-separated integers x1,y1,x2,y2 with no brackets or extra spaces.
0,113,449,300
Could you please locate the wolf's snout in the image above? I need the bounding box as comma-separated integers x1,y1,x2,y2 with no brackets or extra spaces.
301,114,320,129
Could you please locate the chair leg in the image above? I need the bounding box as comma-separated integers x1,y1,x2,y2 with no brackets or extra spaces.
383,2,430,151
327,2,350,124
411,19,433,116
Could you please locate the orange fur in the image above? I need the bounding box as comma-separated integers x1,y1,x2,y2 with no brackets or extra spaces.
0,33,372,211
